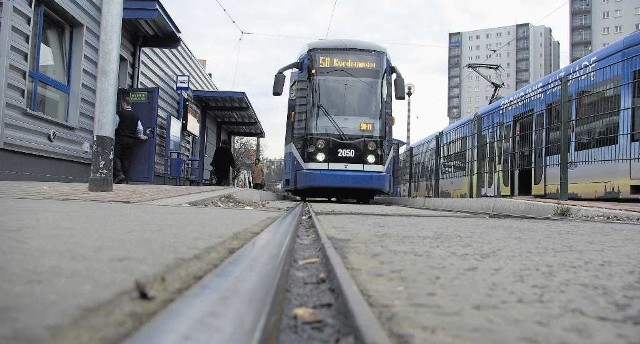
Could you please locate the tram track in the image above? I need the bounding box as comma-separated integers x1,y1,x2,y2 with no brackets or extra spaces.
123,202,391,344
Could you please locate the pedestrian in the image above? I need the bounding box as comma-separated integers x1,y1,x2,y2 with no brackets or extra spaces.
211,139,235,186
251,158,265,190
113,96,147,184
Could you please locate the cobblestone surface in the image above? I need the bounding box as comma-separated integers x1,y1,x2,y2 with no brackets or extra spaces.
312,203,640,344
0,181,224,203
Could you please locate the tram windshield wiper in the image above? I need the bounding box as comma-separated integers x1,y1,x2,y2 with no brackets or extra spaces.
318,103,347,141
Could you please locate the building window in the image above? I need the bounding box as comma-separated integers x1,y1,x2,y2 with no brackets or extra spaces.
27,4,72,122
602,11,610,19
497,32,502,37
469,36,473,41
603,26,610,34
476,45,480,50
615,25,623,33
636,23,640,31
469,56,473,61
486,43,492,49
486,33,490,38
636,7,640,15
468,46,473,50
614,9,621,17
476,35,480,39
601,0,609,3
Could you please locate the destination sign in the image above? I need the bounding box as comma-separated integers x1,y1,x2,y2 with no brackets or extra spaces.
316,54,378,69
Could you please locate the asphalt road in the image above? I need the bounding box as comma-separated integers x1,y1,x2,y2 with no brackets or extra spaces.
311,202,640,344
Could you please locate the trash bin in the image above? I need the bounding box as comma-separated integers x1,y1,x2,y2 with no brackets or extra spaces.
169,151,184,178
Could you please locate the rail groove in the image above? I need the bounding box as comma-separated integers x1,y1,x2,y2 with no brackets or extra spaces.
123,202,390,343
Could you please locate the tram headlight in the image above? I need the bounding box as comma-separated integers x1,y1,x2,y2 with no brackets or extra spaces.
315,139,326,149
366,154,376,164
306,145,316,153
367,141,377,151
316,152,326,162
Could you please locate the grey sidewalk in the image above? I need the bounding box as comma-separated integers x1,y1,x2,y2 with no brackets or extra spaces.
375,196,640,222
0,182,289,343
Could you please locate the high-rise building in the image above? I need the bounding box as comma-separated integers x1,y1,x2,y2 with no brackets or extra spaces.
570,0,640,62
447,24,560,124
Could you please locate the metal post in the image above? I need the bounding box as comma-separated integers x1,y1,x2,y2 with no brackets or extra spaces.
407,146,413,198
407,96,411,147
560,76,570,200
88,0,124,192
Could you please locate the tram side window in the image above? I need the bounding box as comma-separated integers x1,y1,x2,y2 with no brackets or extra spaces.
574,76,621,151
441,134,466,178
545,102,561,156
632,70,640,142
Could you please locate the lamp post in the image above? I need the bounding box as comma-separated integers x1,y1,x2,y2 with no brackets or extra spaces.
405,84,414,147
405,83,414,197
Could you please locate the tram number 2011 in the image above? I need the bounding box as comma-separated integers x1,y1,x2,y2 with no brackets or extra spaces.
337,149,356,157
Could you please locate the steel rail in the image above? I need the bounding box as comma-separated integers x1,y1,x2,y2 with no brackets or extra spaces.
309,206,393,344
123,203,303,344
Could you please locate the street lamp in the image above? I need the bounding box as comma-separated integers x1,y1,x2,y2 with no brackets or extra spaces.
405,83,415,147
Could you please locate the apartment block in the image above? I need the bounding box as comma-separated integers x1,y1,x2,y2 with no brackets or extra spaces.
571,0,640,62
448,24,560,124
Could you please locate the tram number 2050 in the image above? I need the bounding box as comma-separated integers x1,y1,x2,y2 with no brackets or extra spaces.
337,149,356,157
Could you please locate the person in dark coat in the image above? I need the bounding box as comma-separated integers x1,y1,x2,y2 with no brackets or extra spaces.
211,139,235,186
113,97,147,184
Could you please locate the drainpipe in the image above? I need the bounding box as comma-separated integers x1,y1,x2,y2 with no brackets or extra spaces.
132,37,142,87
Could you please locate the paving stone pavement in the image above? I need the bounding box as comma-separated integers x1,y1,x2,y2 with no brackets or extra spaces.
0,181,225,203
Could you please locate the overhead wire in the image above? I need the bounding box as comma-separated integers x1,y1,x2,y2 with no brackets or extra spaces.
325,0,338,39
215,0,254,89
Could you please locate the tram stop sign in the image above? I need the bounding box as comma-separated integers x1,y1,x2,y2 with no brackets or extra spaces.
176,75,190,91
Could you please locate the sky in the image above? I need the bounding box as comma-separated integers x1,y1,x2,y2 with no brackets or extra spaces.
161,0,571,158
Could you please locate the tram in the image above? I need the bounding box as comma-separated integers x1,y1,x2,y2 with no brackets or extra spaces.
273,39,406,202
405,31,640,200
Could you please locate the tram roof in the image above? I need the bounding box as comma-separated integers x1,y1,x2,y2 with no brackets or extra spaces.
300,39,390,57
192,90,265,138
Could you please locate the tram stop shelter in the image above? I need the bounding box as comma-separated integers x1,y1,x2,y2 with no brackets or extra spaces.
192,90,265,182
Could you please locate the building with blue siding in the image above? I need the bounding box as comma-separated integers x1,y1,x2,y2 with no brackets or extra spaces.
0,0,263,183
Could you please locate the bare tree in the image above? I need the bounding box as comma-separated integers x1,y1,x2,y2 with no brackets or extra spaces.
231,137,264,183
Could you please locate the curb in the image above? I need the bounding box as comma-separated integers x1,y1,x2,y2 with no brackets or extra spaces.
374,197,640,222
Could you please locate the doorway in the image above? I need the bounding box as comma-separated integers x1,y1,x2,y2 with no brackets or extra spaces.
514,111,533,196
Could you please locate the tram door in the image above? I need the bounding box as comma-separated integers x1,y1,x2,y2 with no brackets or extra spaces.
479,117,498,197
631,70,640,180
532,113,546,195
514,111,534,196
500,122,513,196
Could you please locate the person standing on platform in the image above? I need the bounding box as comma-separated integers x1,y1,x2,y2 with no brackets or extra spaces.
113,97,147,184
251,158,265,190
211,139,235,186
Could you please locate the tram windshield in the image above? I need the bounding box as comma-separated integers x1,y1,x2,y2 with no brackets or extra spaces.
310,51,385,137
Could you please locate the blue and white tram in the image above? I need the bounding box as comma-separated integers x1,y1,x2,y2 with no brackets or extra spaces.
273,40,406,202
406,31,640,199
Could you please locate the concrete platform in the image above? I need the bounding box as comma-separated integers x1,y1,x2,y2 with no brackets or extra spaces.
0,182,289,344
